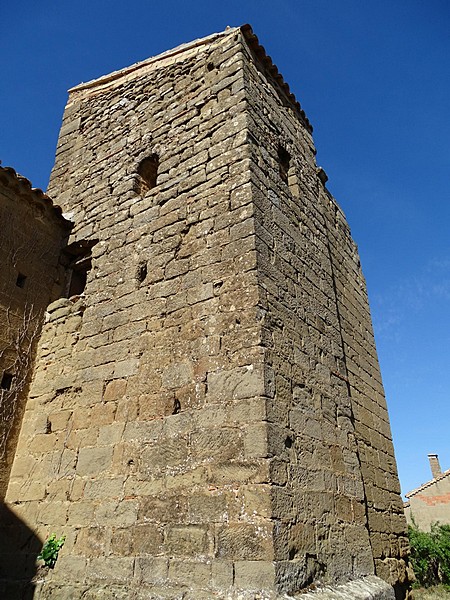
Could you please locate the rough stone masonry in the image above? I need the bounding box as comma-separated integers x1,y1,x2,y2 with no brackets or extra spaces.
2,25,411,599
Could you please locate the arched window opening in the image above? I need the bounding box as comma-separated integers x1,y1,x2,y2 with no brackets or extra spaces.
136,154,159,196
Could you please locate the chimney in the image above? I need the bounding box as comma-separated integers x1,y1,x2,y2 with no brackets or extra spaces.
428,454,442,479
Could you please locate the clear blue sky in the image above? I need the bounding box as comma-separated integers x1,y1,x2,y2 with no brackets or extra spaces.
1,0,449,497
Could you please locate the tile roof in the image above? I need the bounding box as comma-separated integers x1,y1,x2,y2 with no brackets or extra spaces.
240,24,312,133
405,467,450,498
0,164,71,226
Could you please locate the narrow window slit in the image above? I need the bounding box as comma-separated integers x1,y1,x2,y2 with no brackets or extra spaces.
136,261,148,285
1,372,13,390
278,145,291,184
16,273,27,288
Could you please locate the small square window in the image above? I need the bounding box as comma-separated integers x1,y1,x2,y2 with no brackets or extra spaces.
1,372,13,390
16,273,27,288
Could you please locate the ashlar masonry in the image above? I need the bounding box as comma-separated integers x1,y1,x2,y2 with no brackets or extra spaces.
2,25,411,600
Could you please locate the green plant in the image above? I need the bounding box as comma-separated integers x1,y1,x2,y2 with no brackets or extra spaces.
408,521,450,588
37,534,66,569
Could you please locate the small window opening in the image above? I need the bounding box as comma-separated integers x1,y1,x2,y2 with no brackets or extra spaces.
278,145,291,184
289,547,297,560
1,372,13,391
62,239,98,298
16,273,27,288
136,154,159,196
172,398,181,415
69,266,89,297
136,261,148,285
79,116,89,133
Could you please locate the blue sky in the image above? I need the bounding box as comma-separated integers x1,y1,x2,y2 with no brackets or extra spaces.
1,0,449,497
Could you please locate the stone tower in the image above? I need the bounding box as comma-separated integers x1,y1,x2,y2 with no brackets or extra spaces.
0,167,71,499
3,25,410,599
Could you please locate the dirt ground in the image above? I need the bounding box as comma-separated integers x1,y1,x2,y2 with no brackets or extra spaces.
413,587,450,600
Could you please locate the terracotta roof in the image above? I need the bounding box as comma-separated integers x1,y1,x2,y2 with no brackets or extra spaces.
68,24,312,133
240,24,312,133
0,165,71,227
405,467,450,498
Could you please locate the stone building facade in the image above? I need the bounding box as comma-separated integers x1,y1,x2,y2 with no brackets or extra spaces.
405,454,450,531
3,26,410,599
0,166,71,499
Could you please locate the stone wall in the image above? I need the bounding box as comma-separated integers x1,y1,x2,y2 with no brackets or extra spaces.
4,26,410,599
0,167,70,499
241,29,409,596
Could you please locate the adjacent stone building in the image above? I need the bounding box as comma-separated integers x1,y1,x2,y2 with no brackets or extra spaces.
404,454,450,531
0,166,71,499
2,25,410,599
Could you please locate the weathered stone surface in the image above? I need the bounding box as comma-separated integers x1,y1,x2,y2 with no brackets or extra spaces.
1,25,411,600
0,168,71,499
294,576,395,599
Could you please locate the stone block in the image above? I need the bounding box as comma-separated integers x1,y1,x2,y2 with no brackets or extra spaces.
188,492,228,524
48,410,72,432
88,402,117,427
228,396,267,424
75,526,110,558
242,485,272,519
68,501,95,526
97,422,125,445
234,560,276,591
244,422,268,458
141,438,189,474
131,523,163,554
112,357,139,379
208,460,270,485
165,466,207,490
161,361,194,389
95,499,138,526
77,446,114,476
168,559,211,587
207,365,264,401
165,525,209,556
85,557,134,584
103,379,127,401
83,478,124,500
135,557,169,584
211,560,234,590
139,494,189,523
123,419,163,442
216,523,273,560
190,427,243,461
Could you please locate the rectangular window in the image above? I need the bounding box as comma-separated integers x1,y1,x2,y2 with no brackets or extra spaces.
278,145,291,184
1,372,13,390
16,273,27,288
